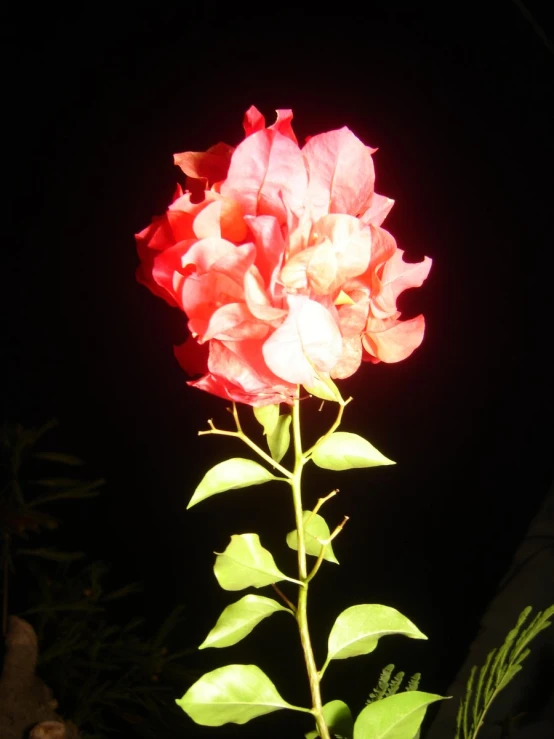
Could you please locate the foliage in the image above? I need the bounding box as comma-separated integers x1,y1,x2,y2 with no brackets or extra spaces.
0,420,197,737
27,561,196,738
1,419,104,631
367,664,422,705
455,604,554,739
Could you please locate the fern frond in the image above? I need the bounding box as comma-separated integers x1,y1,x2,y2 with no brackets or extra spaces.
367,663,395,704
387,671,405,697
455,604,554,739
406,672,421,691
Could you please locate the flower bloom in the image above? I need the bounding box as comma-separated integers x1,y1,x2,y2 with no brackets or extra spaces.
136,106,432,406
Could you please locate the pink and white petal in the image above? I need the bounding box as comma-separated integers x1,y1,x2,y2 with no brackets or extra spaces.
221,130,308,222
192,200,223,239
269,109,298,144
359,193,395,226
305,241,339,294
302,127,375,218
245,215,287,290
244,269,287,322
362,314,426,363
202,339,297,405
373,249,432,317
330,335,363,379
336,292,370,336
181,237,236,274
280,246,317,292
314,214,372,284
262,295,343,385
203,303,270,342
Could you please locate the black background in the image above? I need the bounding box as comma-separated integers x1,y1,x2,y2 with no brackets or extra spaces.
3,3,553,737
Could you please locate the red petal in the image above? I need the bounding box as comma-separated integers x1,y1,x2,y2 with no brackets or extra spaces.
174,337,209,376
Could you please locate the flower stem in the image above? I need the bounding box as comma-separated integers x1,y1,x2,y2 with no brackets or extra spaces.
291,399,330,739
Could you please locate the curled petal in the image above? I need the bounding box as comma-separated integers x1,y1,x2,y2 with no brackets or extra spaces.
243,106,299,144
151,241,196,307
244,268,287,322
362,314,426,363
371,249,432,318
174,142,234,187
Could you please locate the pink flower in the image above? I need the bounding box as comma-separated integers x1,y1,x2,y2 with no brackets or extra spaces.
136,107,432,405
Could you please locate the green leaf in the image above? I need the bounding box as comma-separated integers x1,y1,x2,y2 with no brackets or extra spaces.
267,414,292,462
303,372,344,404
353,691,444,739
176,664,306,726
326,605,427,664
187,458,277,508
214,534,301,591
253,404,280,435
306,699,354,739
200,594,293,649
286,511,339,564
311,432,395,471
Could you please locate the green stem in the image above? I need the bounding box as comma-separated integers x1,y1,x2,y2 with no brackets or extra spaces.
199,421,293,479
291,399,330,739
303,396,352,459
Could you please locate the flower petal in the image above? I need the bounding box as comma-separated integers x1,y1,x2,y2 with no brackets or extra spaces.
362,314,426,363
302,127,375,218
221,130,307,222
262,295,343,385
371,249,432,318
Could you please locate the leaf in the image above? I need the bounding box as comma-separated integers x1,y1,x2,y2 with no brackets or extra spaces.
306,699,353,739
187,458,277,508
353,691,444,739
100,583,143,601
176,663,305,726
326,605,427,664
32,451,85,466
311,432,395,471
214,534,301,591
286,511,339,564
253,404,280,435
267,414,292,462
27,481,104,507
31,477,86,487
17,547,85,562
200,594,293,649
303,372,344,404
455,604,554,739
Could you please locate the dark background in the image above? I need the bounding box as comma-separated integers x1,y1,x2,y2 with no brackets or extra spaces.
3,2,553,737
